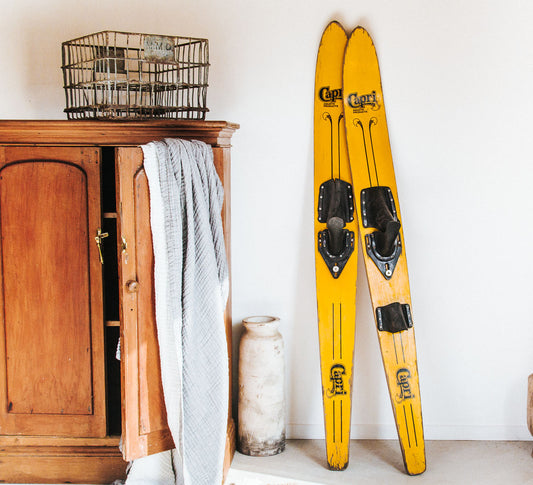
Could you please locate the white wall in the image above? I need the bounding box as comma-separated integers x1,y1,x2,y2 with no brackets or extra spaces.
1,0,532,441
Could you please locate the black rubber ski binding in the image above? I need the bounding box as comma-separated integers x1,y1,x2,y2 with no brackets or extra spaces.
361,186,402,279
376,302,413,333
318,228,355,278
317,178,355,278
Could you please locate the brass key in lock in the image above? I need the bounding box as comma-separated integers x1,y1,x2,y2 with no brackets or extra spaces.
95,228,109,264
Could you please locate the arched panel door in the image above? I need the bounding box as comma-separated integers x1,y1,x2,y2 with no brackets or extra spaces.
0,147,106,437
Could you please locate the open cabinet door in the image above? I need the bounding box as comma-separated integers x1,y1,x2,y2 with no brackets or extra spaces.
115,147,174,461
115,145,234,471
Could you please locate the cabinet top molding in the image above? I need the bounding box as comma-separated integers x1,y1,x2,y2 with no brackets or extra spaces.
0,120,239,147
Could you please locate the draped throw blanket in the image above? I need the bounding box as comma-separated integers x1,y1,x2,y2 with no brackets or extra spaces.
125,138,229,485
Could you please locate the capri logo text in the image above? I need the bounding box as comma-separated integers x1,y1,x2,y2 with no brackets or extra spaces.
396,368,415,402
319,86,343,105
346,90,380,112
327,363,347,397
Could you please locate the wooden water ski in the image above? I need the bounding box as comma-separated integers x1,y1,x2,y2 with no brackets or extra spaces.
314,21,357,470
343,26,426,475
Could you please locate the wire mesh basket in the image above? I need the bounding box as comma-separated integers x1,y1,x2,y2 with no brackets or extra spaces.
61,31,209,120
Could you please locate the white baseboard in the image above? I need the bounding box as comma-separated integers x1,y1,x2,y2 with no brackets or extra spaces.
287,423,533,441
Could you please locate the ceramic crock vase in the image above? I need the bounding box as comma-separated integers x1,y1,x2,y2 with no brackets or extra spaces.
238,316,286,456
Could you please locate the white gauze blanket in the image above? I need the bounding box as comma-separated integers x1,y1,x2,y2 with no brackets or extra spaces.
125,138,229,485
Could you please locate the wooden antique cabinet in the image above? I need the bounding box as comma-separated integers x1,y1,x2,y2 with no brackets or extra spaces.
0,120,238,483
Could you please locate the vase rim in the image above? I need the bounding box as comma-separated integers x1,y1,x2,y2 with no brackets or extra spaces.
242,315,279,325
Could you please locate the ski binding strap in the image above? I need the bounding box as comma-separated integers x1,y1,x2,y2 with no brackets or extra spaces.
376,302,413,333
317,178,355,278
361,186,402,279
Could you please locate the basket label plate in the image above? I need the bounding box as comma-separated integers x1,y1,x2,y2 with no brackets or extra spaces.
143,35,175,61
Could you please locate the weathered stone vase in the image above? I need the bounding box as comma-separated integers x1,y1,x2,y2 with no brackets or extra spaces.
238,316,285,456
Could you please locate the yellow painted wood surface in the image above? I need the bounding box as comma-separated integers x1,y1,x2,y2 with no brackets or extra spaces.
314,21,357,470
343,26,426,475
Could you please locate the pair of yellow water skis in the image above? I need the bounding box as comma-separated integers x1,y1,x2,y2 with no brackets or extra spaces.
314,22,426,475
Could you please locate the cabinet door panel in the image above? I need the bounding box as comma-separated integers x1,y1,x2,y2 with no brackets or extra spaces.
0,147,106,437
117,145,234,469
116,147,174,461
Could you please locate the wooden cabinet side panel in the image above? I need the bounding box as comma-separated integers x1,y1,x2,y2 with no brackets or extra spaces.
0,146,106,438
212,146,235,469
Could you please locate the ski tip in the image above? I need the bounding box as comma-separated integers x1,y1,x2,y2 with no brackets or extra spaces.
348,26,373,41
323,20,347,37
327,20,345,30
317,21,347,51
346,25,376,52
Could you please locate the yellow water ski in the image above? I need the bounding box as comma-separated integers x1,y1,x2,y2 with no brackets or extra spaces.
314,21,357,470
343,27,426,475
